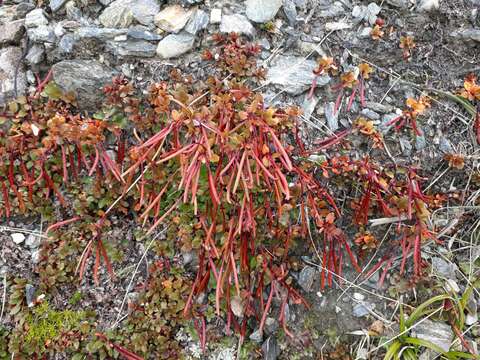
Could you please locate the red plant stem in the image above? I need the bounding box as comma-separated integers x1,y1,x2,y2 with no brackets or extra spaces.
268,128,293,171
42,167,66,206
334,90,344,114
45,216,80,234
360,78,366,107
307,75,318,100
89,146,100,176
61,145,68,183
475,107,480,145
1,181,10,218
20,161,33,202
347,86,357,112
146,198,181,235
258,280,275,334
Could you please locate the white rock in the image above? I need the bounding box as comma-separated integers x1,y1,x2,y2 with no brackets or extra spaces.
266,55,329,95
11,233,25,244
418,0,439,11
246,0,283,23
220,14,255,37
156,32,195,58
412,320,453,352
25,234,41,248
25,9,48,28
154,5,193,33
325,21,352,31
210,8,222,24
99,0,160,28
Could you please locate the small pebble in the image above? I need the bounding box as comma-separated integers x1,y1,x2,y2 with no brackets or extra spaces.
11,233,25,244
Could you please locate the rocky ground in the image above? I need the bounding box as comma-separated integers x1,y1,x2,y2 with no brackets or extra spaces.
1,0,480,359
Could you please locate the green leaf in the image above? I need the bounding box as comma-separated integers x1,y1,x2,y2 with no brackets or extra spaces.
42,82,63,100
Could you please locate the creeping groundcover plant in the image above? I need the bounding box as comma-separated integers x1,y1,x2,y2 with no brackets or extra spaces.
0,33,451,356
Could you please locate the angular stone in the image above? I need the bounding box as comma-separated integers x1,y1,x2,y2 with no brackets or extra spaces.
27,25,56,43
25,234,41,249
52,60,117,111
412,320,454,352
106,40,157,57
325,102,339,131
417,0,439,11
127,25,162,41
298,265,317,292
154,5,193,33
99,2,133,28
26,44,45,65
156,32,195,58
0,19,25,46
25,9,49,28
75,27,127,41
0,47,27,106
185,9,209,35
58,34,76,53
0,3,36,23
246,0,282,23
210,8,222,24
99,0,160,28
266,55,330,95
50,0,69,12
455,29,480,43
262,336,280,360
283,0,297,25
11,233,25,244
220,14,255,38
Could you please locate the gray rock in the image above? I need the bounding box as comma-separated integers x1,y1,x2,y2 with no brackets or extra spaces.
283,0,297,25
302,95,318,122
0,47,27,106
249,329,263,343
439,136,453,153
298,265,317,292
26,44,45,65
365,101,394,113
266,55,329,95
127,26,162,41
156,32,195,58
185,9,209,35
246,0,283,23
54,23,66,37
399,137,412,155
106,40,157,57
100,0,160,28
52,60,117,110
432,257,458,279
27,25,56,43
386,0,412,7
220,14,255,38
154,5,193,33
31,249,41,264
0,3,35,23
58,34,76,53
417,0,439,11
75,27,127,41
361,108,380,120
325,102,339,131
352,3,381,25
0,19,25,46
11,233,25,244
262,336,280,360
25,234,41,249
25,9,49,28
65,2,87,23
454,29,480,43
319,1,344,17
25,284,35,307
411,320,453,352
415,133,426,150
353,302,375,317
264,317,279,335
99,0,114,5
50,0,69,12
